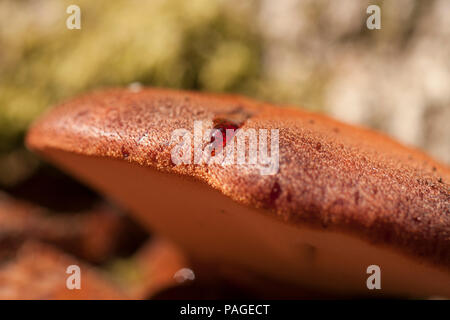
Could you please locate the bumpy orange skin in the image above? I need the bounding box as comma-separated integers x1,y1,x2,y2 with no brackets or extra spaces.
26,88,450,269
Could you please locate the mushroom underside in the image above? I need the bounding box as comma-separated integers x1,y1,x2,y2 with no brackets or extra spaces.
38,148,450,298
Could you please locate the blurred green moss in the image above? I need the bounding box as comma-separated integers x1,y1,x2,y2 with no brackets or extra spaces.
0,0,264,186
0,0,262,151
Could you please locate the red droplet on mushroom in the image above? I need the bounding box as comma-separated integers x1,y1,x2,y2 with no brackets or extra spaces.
210,120,240,155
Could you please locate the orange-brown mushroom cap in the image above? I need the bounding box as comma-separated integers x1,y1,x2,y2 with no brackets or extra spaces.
26,88,450,297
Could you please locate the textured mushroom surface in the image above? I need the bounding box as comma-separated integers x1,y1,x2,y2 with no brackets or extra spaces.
26,88,450,297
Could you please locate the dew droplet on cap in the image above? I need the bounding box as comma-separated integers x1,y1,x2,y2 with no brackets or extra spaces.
173,268,195,283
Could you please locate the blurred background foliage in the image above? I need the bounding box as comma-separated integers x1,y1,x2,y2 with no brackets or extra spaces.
0,0,449,188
